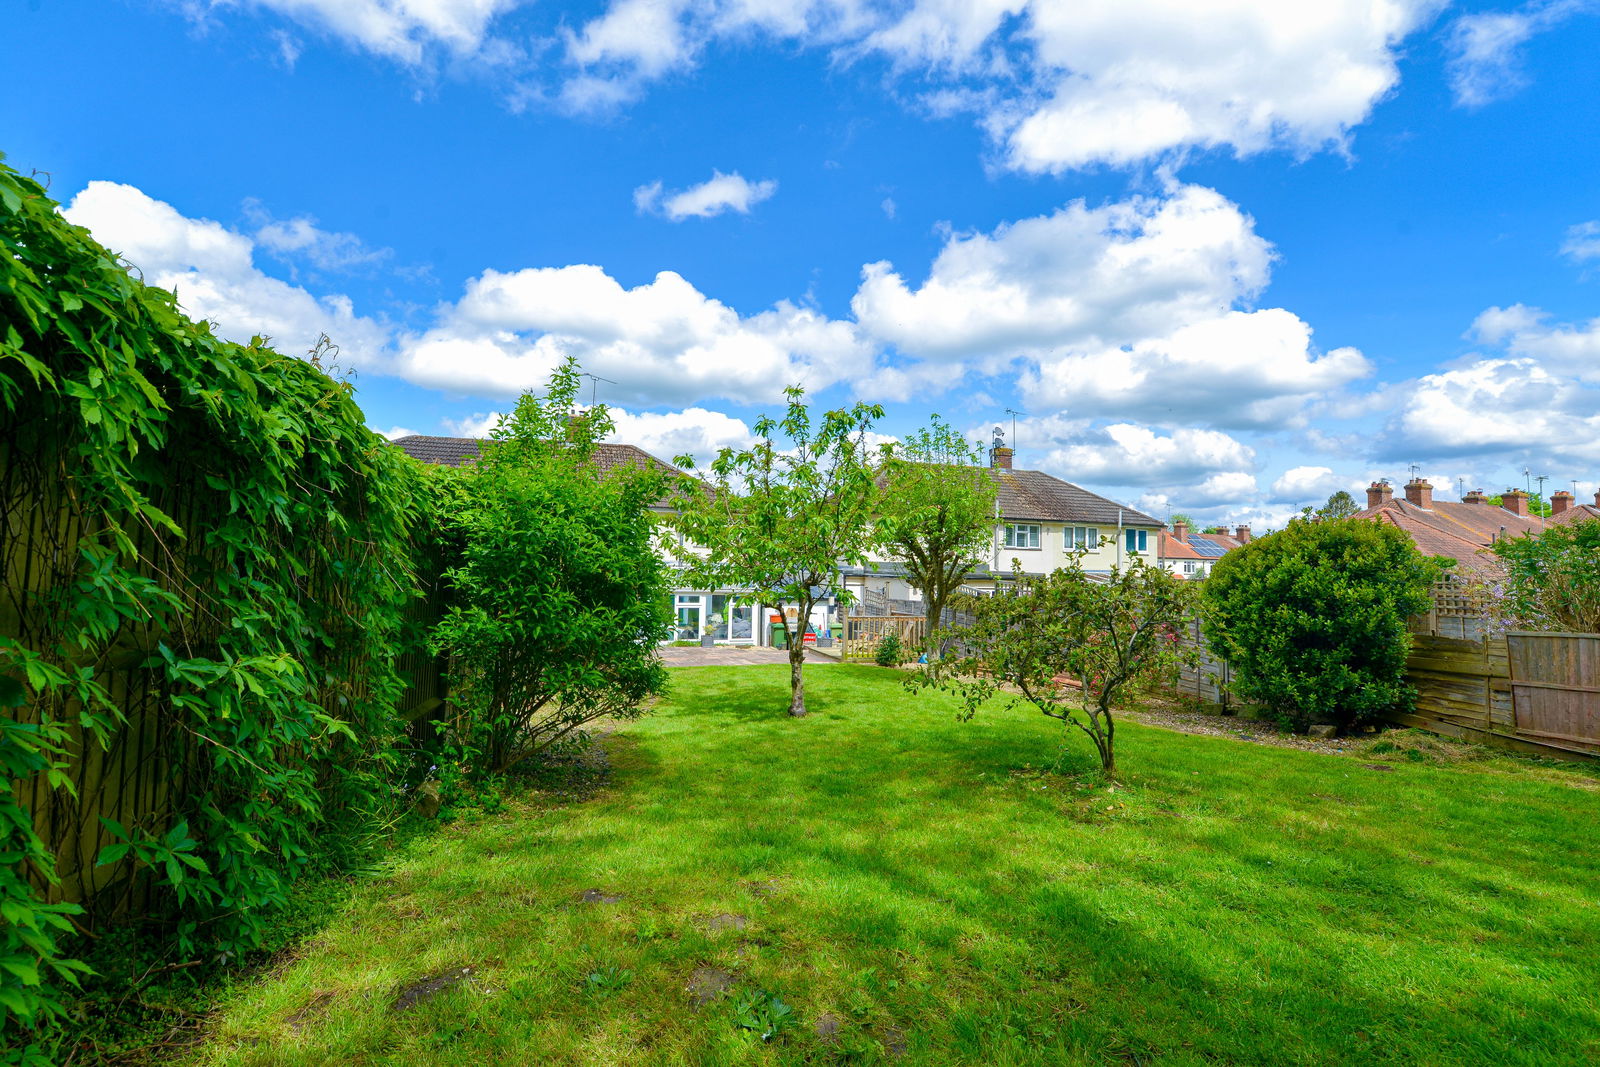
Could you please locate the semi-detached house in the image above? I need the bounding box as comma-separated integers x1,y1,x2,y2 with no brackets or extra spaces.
843,444,1166,604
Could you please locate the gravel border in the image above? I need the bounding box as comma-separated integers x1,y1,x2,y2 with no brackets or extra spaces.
1123,699,1363,755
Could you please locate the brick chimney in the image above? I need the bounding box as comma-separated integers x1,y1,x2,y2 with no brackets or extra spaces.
1551,490,1574,516
1366,481,1393,509
1403,478,1434,508
1501,488,1529,517
989,445,1014,470
1595,488,1600,508
1462,488,1488,504
1234,524,1252,544
1173,520,1189,543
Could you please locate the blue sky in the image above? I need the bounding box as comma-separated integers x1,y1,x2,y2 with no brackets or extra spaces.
7,0,1600,527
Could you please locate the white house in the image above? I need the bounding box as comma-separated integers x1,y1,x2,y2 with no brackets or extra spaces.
843,443,1167,603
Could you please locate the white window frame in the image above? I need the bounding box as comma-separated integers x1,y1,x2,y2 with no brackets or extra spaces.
1125,529,1148,553
1067,526,1099,550
1004,523,1041,549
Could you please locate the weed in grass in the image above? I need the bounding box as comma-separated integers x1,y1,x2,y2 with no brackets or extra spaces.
585,966,634,996
730,987,798,1042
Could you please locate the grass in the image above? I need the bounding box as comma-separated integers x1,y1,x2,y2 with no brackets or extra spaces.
186,665,1600,1065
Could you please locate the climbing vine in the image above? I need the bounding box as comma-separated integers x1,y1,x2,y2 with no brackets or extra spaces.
0,157,425,1054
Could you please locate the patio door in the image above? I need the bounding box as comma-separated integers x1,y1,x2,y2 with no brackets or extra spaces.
708,595,756,642
673,595,701,641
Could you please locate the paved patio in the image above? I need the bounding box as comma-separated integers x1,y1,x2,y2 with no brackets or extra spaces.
658,645,841,666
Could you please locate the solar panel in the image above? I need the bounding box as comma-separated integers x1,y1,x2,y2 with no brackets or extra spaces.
1187,538,1229,558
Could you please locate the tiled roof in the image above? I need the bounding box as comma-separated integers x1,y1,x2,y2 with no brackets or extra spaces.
389,435,685,479
1157,531,1207,561
1350,497,1547,578
390,435,482,466
989,468,1163,527
1549,502,1600,526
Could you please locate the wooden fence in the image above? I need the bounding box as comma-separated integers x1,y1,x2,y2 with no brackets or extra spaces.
3,441,446,917
842,615,926,661
1169,619,1235,711
1162,616,1599,759
1388,631,1600,759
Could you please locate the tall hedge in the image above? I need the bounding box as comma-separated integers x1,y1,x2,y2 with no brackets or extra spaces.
0,158,423,1046
1201,518,1441,732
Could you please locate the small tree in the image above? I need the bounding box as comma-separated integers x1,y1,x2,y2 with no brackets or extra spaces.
671,387,883,716
1316,490,1358,520
1202,517,1442,732
1490,518,1600,633
430,359,671,773
873,416,998,642
913,559,1196,777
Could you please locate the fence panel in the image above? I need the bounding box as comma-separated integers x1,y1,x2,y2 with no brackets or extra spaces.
1506,632,1600,751
843,616,925,660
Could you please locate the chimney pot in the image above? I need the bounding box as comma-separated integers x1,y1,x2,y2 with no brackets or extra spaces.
1501,489,1529,517
1173,520,1189,543
1366,481,1393,509
1234,524,1252,544
1552,490,1574,516
1463,488,1488,504
1403,478,1434,508
989,445,1014,471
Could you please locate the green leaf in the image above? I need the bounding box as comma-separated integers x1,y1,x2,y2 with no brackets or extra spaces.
95,842,130,867
0,958,40,986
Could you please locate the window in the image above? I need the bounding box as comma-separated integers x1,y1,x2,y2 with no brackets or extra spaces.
1125,529,1148,553
1067,526,1099,550
1004,523,1041,549
1182,561,1195,574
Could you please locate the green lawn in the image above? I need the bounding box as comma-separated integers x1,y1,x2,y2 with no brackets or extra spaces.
189,665,1600,1066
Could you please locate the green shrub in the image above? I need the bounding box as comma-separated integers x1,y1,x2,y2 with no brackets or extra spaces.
427,359,671,778
1489,518,1600,633
1202,518,1441,732
874,631,903,667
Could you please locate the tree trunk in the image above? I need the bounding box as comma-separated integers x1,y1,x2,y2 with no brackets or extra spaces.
788,642,807,717
1096,703,1117,777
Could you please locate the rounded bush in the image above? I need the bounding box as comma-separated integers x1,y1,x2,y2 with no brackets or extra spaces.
1202,518,1441,732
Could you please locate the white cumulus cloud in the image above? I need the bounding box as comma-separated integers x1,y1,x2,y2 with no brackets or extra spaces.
853,184,1274,363
193,0,525,65
850,185,1367,426
1470,304,1600,382
558,0,1441,172
1269,465,1352,504
62,181,390,363
1024,309,1371,430
1033,422,1256,488
634,170,778,220
397,264,873,405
